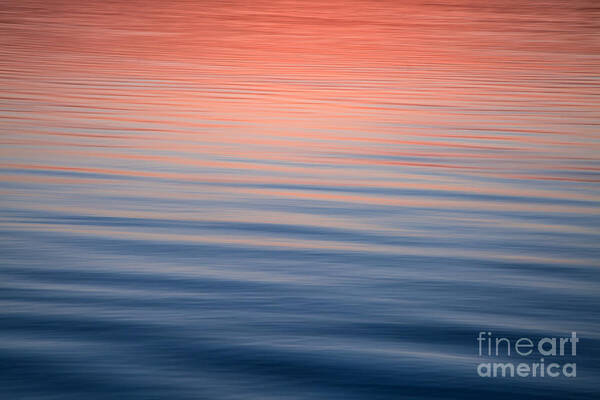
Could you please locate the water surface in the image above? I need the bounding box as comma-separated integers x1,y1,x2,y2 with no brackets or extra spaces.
1,1,599,399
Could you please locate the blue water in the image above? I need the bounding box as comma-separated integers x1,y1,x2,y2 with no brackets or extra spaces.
1,1,600,398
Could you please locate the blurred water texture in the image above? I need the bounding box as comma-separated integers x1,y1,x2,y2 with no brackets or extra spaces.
1,0,599,399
